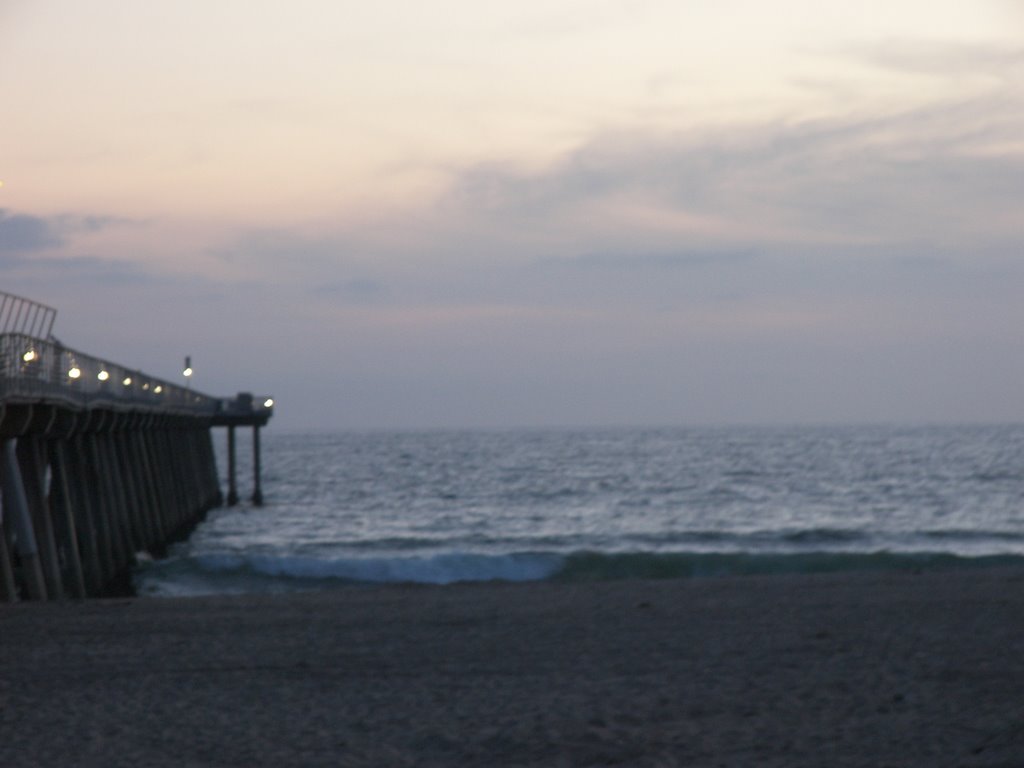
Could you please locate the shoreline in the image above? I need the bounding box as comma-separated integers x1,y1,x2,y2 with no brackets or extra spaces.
3,566,1024,766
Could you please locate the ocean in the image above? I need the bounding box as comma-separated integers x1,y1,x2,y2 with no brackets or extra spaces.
133,425,1024,596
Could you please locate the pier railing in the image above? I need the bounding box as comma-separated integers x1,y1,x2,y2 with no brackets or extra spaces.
0,292,56,339
0,332,249,417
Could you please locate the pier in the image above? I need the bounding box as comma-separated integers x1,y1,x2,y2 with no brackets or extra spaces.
0,292,273,600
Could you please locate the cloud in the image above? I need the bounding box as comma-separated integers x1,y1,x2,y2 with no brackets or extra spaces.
0,211,169,287
202,74,1024,317
23,255,155,285
853,39,1024,81
436,37,1024,256
0,209,64,255
0,209,132,260
440,84,1024,253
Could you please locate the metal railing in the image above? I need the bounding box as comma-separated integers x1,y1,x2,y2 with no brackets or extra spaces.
0,333,221,415
0,292,57,339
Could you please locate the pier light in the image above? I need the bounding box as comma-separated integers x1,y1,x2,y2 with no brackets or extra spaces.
154,385,163,394
22,348,38,363
142,382,150,391
263,398,274,408
97,370,110,382
122,376,133,386
183,356,193,378
68,366,81,380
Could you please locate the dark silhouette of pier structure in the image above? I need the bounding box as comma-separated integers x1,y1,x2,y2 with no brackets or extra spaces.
0,292,273,600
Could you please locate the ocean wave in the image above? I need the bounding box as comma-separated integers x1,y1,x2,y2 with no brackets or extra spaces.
132,548,1024,597
134,551,565,596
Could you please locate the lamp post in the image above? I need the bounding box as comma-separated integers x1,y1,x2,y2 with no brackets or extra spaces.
183,356,193,389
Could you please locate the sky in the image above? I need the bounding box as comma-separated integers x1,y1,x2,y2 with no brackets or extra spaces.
2,0,1023,430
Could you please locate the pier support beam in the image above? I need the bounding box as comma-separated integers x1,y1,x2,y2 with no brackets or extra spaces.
49,438,87,599
226,426,239,507
1,439,47,601
0,525,16,601
251,425,263,506
19,435,64,601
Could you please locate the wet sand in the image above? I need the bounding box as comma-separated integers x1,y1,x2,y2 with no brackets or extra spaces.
2,567,1024,767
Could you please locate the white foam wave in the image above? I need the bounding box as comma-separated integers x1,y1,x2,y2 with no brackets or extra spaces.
169,551,566,587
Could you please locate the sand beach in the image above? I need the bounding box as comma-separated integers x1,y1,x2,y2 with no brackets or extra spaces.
2,567,1024,767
